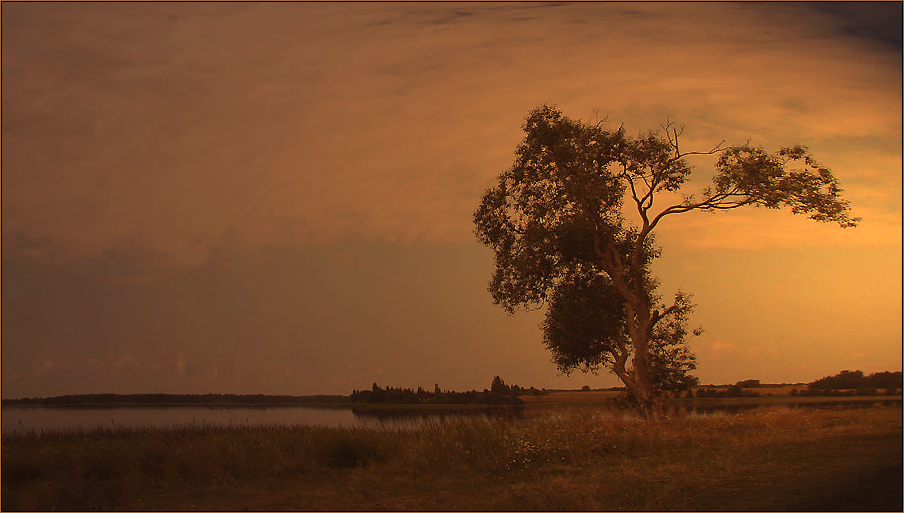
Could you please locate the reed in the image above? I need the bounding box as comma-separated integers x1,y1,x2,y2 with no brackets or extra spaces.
2,405,901,510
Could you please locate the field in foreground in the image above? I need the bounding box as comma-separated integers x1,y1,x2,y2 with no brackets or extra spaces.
3,406,901,511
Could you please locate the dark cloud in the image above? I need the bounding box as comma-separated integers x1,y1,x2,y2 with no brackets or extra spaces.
806,2,903,52
2,232,67,259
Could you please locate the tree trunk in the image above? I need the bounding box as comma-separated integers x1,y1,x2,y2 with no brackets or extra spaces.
612,334,663,421
597,237,664,420
632,344,663,420
628,318,664,421
632,376,663,421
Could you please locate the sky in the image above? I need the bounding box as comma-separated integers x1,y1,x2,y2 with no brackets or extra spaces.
2,2,901,399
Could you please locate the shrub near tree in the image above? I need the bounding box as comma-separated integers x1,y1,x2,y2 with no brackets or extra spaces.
475,105,857,420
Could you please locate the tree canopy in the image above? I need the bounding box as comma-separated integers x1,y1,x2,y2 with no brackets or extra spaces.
474,105,857,419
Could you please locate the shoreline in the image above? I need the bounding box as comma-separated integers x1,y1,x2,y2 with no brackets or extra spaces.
3,393,900,410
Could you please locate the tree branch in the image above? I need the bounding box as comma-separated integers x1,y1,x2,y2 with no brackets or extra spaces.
647,189,752,231
662,121,726,162
624,172,652,229
592,232,639,307
651,302,681,325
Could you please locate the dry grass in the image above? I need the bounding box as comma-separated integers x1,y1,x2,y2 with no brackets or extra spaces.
3,405,901,511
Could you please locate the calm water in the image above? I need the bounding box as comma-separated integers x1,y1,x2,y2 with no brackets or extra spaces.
3,400,898,434
0,405,528,434
0,405,443,434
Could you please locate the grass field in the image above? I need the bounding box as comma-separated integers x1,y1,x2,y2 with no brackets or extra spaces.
519,388,902,412
2,403,901,511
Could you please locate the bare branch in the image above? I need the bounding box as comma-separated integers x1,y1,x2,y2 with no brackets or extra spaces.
647,190,752,231
673,141,726,160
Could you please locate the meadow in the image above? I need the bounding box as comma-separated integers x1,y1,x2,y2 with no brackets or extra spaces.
3,402,901,511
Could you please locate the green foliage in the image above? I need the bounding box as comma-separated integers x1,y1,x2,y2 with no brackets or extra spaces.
475,105,857,415
473,105,630,314
542,271,698,393
710,146,858,227
542,271,628,373
475,106,856,315
646,292,700,392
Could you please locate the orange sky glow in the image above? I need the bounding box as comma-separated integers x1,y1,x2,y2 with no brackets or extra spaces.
2,2,901,398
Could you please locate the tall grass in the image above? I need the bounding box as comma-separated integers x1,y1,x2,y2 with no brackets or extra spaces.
3,405,901,510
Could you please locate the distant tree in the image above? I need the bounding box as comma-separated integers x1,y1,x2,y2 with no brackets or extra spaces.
865,371,903,390
726,384,744,398
475,105,856,419
491,375,512,395
810,370,867,390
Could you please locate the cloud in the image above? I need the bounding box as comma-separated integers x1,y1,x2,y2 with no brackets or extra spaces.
33,356,73,378
2,3,899,266
176,353,192,377
2,3,900,398
111,354,140,375
710,341,736,354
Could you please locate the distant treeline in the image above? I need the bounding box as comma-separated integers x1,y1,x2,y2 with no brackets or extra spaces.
6,370,898,407
788,370,902,397
684,385,761,399
1,393,347,407
807,370,901,391
350,376,526,406
681,370,902,399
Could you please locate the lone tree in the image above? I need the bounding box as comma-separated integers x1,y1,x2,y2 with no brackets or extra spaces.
474,105,858,420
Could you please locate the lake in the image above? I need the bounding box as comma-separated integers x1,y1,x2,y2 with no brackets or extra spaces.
0,405,510,434
3,400,898,434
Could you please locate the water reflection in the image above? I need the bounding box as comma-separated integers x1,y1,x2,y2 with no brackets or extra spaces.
1,405,361,434
350,406,522,424
3,400,898,434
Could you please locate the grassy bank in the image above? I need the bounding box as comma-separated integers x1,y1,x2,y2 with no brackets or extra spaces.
3,405,901,511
